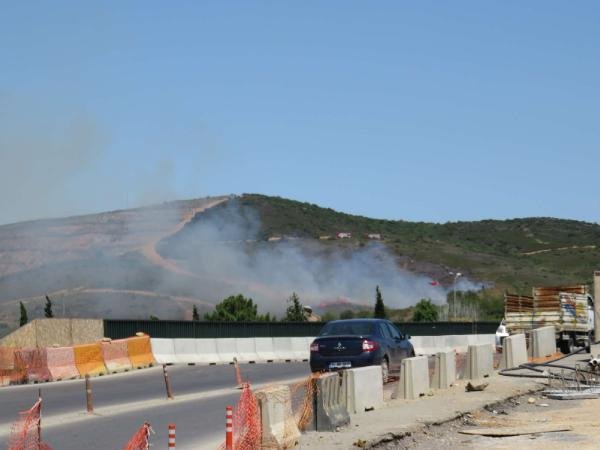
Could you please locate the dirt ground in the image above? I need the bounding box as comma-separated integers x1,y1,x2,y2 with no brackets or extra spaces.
377,392,600,449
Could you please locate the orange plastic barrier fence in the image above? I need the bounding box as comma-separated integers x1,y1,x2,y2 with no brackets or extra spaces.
219,383,261,450
8,398,53,450
46,347,79,380
127,336,155,369
0,347,25,386
14,348,51,383
123,422,152,450
0,346,16,370
101,339,132,373
74,343,107,377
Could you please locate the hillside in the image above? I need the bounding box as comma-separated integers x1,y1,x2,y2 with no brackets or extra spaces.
237,194,600,291
0,193,598,336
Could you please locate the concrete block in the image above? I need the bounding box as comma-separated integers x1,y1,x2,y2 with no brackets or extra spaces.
150,338,177,365
431,350,456,389
255,338,277,362
291,337,309,361
393,355,430,400
501,334,528,369
195,339,221,364
342,366,384,414
216,338,237,364
466,343,493,379
313,372,350,431
273,337,295,361
530,326,556,358
411,334,495,355
174,338,203,364
255,385,300,449
411,336,436,355
235,338,259,363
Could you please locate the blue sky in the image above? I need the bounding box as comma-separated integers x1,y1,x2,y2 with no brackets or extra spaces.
1,2,599,225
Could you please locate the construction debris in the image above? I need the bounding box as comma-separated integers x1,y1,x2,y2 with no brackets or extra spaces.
465,382,488,392
459,425,572,437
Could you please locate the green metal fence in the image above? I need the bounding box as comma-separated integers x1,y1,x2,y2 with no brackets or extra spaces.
103,320,499,339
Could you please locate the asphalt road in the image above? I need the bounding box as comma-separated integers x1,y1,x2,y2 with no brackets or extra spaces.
0,362,311,449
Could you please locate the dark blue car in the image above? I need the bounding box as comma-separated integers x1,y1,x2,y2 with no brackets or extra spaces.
309,318,415,383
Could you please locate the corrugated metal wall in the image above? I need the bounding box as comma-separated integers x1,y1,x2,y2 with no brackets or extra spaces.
103,320,498,339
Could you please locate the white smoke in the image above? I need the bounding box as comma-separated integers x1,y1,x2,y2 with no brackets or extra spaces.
159,201,478,315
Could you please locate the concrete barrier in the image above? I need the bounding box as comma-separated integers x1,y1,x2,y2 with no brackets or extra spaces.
393,355,430,400
195,339,222,364
255,338,277,362
173,339,203,364
255,385,300,448
216,338,237,364
412,334,496,355
74,343,107,377
291,337,309,361
431,350,456,389
466,343,493,380
313,373,350,431
342,366,383,414
530,326,556,358
46,346,79,380
150,338,177,365
411,335,436,355
235,338,259,363
501,333,527,369
127,335,155,368
273,337,295,361
101,339,132,373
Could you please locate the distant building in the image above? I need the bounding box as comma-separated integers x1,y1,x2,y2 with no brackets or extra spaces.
367,233,382,240
267,236,282,242
319,235,332,240
336,232,352,239
303,306,321,322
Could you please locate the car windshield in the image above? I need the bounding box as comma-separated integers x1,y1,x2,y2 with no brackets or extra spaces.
318,321,374,337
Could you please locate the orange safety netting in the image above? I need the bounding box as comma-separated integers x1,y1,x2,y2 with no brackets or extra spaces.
123,422,152,450
74,342,107,377
289,373,320,431
127,335,155,369
14,348,51,383
220,383,262,450
8,398,53,450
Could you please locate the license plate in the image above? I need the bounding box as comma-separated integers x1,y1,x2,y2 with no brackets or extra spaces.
329,361,351,369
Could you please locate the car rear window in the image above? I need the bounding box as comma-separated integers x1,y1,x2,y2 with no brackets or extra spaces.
318,321,375,337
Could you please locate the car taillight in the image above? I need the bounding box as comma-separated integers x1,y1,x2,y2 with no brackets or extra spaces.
362,339,378,352
310,341,319,352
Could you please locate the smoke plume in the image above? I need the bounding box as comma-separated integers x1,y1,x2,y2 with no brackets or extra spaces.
158,201,478,315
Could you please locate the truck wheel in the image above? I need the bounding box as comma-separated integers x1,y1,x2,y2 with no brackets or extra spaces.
559,336,575,354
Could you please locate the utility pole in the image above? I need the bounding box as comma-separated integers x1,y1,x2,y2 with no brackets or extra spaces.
452,272,462,319
594,271,600,344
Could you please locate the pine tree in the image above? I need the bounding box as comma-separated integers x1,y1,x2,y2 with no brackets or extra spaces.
284,292,307,322
374,285,386,318
19,301,28,327
192,305,200,321
44,295,54,318
204,294,263,322
412,298,439,322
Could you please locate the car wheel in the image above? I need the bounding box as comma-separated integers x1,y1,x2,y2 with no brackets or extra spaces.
381,357,389,384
